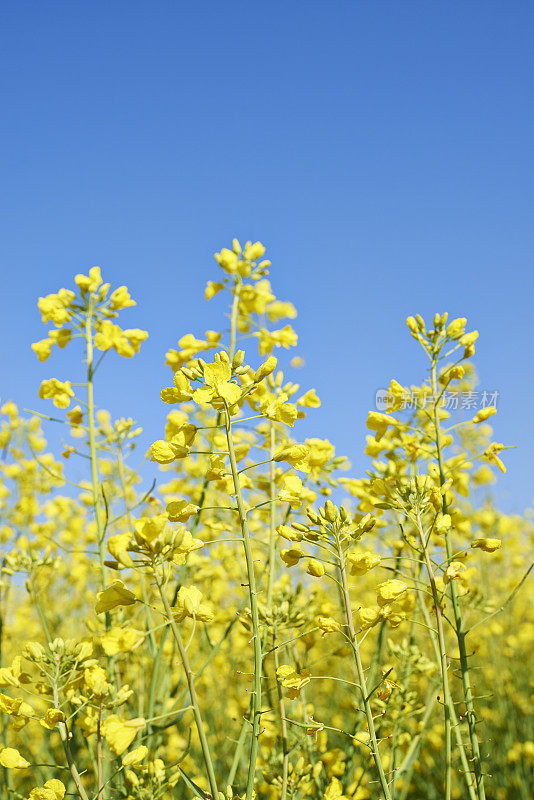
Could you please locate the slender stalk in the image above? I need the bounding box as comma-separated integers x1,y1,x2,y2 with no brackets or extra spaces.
414,567,478,800
430,359,487,800
84,300,107,593
53,672,91,800
273,636,290,800
224,401,262,800
415,511,453,800
266,423,277,610
336,539,393,800
227,696,253,787
396,683,440,800
266,424,289,799
154,565,219,800
96,706,103,800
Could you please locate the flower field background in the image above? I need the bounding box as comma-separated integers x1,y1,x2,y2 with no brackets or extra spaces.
0,240,532,800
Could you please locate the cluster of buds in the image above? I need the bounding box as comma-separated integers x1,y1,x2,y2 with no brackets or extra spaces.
2,547,59,576
98,415,143,448
263,756,316,794
124,755,182,799
406,313,479,360
303,501,376,546
255,583,311,634
106,514,203,569
214,238,270,279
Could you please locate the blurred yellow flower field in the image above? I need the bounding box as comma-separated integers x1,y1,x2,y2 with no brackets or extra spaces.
0,239,532,800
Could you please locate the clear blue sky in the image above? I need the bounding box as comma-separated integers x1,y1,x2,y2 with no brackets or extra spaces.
1,2,533,513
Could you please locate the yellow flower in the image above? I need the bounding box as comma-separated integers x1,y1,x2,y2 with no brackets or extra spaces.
376,579,408,605
101,715,145,755
484,442,507,473
101,627,144,656
471,538,501,553
324,777,349,800
122,328,148,353
366,411,397,441
266,301,297,321
38,378,74,409
306,438,335,475
306,558,325,577
66,405,83,426
166,499,199,522
276,665,311,699
149,440,177,464
347,551,381,576
166,331,222,369
95,580,137,614
192,360,242,406
472,406,497,424
358,606,381,629
49,328,72,348
281,544,306,567
0,656,26,688
40,708,66,729
132,514,168,551
173,586,214,623
106,532,134,568
253,355,278,381
443,562,475,592
277,524,303,542
317,616,341,635
273,443,310,473
296,389,321,408
75,266,103,293
171,530,204,564
31,338,53,362
0,746,30,768
205,454,227,481
446,317,467,339
38,289,75,325
28,781,66,800
148,423,197,463
240,280,275,314
43,781,65,800
214,247,240,273
278,475,306,508
258,393,298,426
255,325,298,355
84,664,111,697
0,693,34,717
205,281,225,300
110,286,136,309
160,371,193,403
243,240,266,261
122,745,148,767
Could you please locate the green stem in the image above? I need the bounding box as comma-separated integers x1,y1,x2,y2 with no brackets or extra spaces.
273,633,289,800
415,512,453,800
431,358,487,800
155,565,219,800
414,567,478,800
84,300,107,595
53,667,91,800
224,401,262,800
336,540,393,800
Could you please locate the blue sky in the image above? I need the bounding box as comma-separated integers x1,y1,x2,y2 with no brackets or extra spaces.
1,1,533,513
